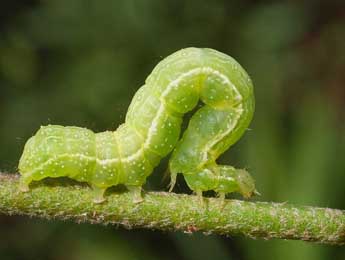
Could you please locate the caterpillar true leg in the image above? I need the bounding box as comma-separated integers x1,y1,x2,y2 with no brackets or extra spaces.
168,172,177,192
169,49,256,197
195,190,204,205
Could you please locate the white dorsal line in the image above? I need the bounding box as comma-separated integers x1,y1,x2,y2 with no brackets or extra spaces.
27,67,242,176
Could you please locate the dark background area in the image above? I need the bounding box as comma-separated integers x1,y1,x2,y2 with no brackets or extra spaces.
0,1,344,259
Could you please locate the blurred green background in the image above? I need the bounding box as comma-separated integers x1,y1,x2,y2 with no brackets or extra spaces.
1,1,344,259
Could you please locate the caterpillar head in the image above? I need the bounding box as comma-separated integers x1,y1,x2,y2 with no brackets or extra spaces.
234,169,257,198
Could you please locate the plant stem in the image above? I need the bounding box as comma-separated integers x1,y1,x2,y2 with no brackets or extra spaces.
0,173,344,245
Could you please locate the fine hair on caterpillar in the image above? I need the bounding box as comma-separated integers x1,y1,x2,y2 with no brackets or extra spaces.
18,47,257,203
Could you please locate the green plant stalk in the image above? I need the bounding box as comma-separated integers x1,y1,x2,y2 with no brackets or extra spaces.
0,173,344,245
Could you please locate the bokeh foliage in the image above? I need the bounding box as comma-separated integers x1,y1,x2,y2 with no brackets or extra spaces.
0,1,344,259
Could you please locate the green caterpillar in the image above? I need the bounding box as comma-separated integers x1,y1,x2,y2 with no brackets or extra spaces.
18,47,256,203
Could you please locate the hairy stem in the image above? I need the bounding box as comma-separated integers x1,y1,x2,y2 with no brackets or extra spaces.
0,173,344,245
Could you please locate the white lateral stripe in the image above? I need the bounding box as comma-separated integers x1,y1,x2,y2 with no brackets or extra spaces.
27,67,243,175
107,67,242,164
202,104,244,162
24,153,120,176
144,67,242,150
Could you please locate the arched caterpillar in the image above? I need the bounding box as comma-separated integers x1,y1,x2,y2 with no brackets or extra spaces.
18,47,256,203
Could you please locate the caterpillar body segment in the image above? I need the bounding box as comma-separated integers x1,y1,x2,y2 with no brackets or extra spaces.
18,47,256,202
